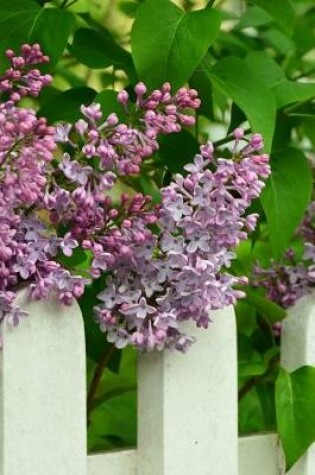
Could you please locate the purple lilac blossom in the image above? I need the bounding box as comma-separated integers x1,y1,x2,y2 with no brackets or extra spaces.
0,44,206,352
254,202,315,335
94,135,270,352
0,45,270,353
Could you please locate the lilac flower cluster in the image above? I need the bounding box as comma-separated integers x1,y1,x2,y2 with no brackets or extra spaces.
94,133,271,351
254,202,315,318
49,81,200,246
56,81,200,176
0,46,90,342
0,44,52,102
0,44,270,353
0,44,206,351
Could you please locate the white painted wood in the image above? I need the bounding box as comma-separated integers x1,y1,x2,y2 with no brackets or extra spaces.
89,434,283,475
281,294,315,369
0,291,87,475
239,434,283,475
88,450,136,475
281,293,315,475
5,289,315,475
137,306,238,475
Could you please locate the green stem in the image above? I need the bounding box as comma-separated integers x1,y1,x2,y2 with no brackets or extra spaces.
238,376,259,402
64,0,79,7
87,344,116,422
195,113,200,141
213,127,251,147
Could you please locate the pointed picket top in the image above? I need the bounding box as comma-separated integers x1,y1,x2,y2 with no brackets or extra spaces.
0,291,87,475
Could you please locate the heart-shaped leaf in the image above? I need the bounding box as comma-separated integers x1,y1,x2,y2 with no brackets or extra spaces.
276,367,315,469
261,148,312,258
131,0,221,90
208,56,276,151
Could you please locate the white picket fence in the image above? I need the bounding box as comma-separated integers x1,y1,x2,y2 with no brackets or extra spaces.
0,290,314,475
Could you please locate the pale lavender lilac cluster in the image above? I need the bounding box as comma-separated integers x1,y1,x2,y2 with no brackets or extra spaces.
94,132,271,351
51,81,200,243
0,44,270,352
0,44,206,351
254,202,315,319
0,46,89,338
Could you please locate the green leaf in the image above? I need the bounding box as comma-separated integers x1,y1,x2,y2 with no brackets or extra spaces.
216,30,252,56
70,28,136,80
208,56,276,152
88,390,136,451
256,382,277,430
244,288,286,324
190,69,214,120
235,6,272,30
88,346,137,451
79,279,108,364
245,51,286,89
139,174,161,204
262,28,295,55
0,1,74,69
276,366,315,469
119,1,139,17
158,129,200,174
251,0,295,36
235,301,257,337
131,0,221,90
238,334,267,378
239,387,265,435
93,346,137,410
29,8,75,68
293,17,315,55
38,87,97,122
94,90,127,122
189,66,214,120
228,103,246,134
56,248,89,269
261,148,312,258
272,81,315,108
0,0,40,61
94,385,136,409
55,65,86,88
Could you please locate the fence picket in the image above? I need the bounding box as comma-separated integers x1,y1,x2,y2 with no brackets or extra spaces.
137,305,238,475
281,294,315,475
1,291,314,475
0,291,87,475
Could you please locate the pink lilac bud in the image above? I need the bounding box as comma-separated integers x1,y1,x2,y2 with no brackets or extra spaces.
117,90,129,105
250,133,264,150
233,128,244,140
107,113,119,126
135,82,147,97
